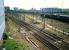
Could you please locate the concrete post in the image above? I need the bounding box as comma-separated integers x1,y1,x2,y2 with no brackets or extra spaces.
0,0,5,46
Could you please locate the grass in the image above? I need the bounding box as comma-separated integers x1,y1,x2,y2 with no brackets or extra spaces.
4,39,19,50
4,38,32,50
4,16,34,50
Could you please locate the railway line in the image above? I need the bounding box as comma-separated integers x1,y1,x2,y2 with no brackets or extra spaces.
8,16,69,50
34,33,59,50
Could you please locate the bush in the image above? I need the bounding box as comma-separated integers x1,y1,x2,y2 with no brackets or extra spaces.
3,33,8,40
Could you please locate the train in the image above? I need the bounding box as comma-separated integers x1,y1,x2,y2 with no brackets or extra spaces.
41,14,69,23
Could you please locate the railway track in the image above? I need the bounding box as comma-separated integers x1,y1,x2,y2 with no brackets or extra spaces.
9,16,69,50
34,33,60,50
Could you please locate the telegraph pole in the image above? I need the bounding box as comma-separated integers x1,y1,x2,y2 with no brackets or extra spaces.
43,14,45,30
62,0,65,34
41,9,45,30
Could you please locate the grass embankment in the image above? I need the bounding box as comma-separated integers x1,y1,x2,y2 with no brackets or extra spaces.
4,17,34,50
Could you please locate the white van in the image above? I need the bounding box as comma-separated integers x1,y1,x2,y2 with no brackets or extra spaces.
0,0,5,45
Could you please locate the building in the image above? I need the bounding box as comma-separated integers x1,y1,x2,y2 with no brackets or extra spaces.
29,8,39,13
40,8,62,14
0,0,5,45
5,6,10,12
14,7,19,11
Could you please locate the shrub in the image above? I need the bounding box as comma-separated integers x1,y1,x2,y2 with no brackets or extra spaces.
3,33,8,40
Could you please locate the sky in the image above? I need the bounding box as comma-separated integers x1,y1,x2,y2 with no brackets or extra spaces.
4,0,69,10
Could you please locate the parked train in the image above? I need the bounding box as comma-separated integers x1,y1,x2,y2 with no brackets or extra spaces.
41,14,69,23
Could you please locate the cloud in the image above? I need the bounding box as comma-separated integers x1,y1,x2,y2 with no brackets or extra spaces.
4,0,69,9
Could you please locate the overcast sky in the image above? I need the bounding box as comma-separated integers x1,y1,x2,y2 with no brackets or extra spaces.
4,0,69,10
